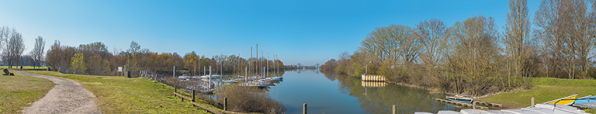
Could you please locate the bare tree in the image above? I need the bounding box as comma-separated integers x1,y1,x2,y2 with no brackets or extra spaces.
31,36,45,68
416,19,450,84
535,0,594,79
447,15,501,95
504,0,534,87
360,24,419,64
127,41,141,72
417,19,448,68
128,41,140,54
2,28,25,68
0,26,7,51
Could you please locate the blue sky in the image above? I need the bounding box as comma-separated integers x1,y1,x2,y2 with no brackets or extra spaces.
0,0,542,65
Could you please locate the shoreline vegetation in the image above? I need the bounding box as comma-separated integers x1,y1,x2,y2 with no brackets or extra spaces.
327,70,595,113
0,73,54,113
45,41,285,78
320,0,596,97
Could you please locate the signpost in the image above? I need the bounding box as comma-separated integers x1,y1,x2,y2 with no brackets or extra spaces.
118,67,123,76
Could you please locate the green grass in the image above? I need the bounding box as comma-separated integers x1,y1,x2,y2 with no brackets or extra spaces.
532,77,596,87
0,73,54,113
26,71,219,114
480,77,596,113
0,66,48,71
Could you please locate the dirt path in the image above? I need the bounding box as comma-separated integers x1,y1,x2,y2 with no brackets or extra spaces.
16,71,100,114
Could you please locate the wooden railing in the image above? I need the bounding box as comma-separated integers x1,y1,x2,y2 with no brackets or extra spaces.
173,92,222,114
173,87,260,114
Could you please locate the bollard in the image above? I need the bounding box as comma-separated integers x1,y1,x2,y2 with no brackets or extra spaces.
224,97,228,111
175,85,177,93
392,105,396,114
531,97,535,107
192,90,195,102
303,103,307,114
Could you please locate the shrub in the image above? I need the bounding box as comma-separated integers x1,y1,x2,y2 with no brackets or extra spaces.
216,85,285,114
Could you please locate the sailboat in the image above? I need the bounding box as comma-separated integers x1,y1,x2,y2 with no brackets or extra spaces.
199,75,222,79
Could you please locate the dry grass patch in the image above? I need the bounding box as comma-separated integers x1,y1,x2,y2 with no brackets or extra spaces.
0,73,53,113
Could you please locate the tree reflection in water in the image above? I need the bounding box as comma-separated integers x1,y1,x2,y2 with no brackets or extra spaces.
325,71,459,113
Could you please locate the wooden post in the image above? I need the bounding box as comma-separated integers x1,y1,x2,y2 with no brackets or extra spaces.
531,97,535,107
303,103,307,114
192,90,195,102
173,66,176,78
224,97,228,111
473,101,476,109
392,105,395,114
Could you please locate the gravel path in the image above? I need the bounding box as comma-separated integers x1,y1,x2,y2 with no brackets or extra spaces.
16,71,100,114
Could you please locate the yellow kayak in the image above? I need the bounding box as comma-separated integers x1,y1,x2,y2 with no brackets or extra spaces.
545,94,577,105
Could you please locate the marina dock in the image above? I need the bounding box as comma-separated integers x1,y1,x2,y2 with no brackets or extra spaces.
435,98,489,110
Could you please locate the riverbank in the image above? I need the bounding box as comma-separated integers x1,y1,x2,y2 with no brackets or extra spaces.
26,71,219,113
0,73,53,113
479,77,596,113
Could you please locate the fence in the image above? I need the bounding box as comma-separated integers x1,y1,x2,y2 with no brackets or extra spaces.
57,67,88,75
173,86,264,114
139,70,261,114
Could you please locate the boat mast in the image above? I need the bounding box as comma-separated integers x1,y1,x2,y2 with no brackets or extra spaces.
274,54,276,76
209,66,212,89
257,50,265,76
251,47,252,76
256,44,258,76
220,53,223,76
276,54,278,75
267,53,269,77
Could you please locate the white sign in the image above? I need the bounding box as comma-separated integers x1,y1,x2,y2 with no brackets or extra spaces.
118,67,123,72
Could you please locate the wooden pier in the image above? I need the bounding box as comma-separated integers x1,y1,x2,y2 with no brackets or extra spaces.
361,74,387,82
474,101,503,108
435,98,489,110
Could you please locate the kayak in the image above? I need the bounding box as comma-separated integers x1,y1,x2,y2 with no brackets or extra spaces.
544,94,577,105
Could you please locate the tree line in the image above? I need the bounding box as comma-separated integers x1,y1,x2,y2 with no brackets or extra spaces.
0,27,46,68
46,41,285,76
320,0,596,96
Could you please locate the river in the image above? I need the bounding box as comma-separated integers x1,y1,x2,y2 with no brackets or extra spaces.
264,69,458,114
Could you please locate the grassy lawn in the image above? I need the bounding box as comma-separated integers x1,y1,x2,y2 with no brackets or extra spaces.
26,71,219,114
0,66,48,71
480,77,596,113
0,73,54,113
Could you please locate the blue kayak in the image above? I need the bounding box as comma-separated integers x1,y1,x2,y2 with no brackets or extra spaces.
574,96,596,104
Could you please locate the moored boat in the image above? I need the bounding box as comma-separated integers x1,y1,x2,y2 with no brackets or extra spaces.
544,94,577,105
199,75,222,79
446,95,473,102
239,81,270,88
573,95,596,104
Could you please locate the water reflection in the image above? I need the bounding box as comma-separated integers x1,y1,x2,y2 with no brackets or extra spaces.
328,71,459,113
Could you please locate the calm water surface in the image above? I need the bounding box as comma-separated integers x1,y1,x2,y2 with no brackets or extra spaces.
266,70,458,114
